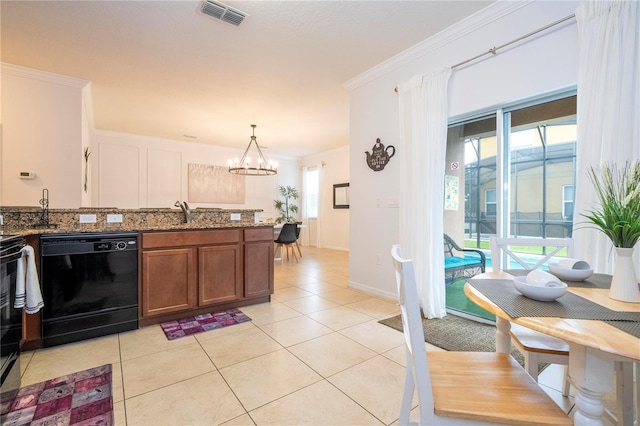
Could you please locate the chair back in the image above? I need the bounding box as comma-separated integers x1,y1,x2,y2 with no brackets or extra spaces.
443,234,457,258
275,223,298,244
489,237,574,271
390,245,435,425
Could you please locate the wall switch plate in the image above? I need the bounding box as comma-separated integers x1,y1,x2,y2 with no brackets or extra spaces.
230,213,241,221
107,214,123,223
79,214,97,223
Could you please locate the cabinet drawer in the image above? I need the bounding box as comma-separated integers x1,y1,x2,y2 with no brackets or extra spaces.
142,229,240,249
244,227,274,242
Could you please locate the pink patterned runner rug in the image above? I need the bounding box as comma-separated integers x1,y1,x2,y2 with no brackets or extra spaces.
1,364,113,426
160,308,252,340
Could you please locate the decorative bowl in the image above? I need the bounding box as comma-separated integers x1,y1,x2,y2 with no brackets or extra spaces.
513,275,568,302
526,269,562,287
548,259,593,281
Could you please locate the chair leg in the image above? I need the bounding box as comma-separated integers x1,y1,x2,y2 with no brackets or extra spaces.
399,353,415,426
561,365,571,397
274,244,283,264
295,240,302,258
524,351,539,382
290,244,299,263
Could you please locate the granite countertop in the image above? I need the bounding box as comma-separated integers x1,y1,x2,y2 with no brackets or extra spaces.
0,207,274,236
4,222,275,237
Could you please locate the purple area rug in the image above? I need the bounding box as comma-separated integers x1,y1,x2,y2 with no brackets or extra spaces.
160,308,252,340
1,364,113,426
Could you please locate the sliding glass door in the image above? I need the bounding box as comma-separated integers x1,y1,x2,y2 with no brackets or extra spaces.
446,92,576,261
507,96,577,241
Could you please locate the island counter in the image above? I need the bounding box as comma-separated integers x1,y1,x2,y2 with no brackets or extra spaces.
0,207,274,349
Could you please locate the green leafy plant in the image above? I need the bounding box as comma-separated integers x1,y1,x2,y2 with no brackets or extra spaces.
582,161,640,248
274,185,299,224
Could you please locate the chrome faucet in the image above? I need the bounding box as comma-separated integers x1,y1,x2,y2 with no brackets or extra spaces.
174,201,191,223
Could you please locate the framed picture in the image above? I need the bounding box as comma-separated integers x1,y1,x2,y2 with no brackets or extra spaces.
188,163,245,203
333,183,349,209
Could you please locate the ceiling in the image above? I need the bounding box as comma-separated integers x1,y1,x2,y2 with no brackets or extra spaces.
1,1,493,158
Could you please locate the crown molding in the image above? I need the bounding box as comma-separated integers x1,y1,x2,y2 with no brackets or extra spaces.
1,62,89,88
342,0,534,91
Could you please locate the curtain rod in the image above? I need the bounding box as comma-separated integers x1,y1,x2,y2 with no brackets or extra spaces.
394,13,576,93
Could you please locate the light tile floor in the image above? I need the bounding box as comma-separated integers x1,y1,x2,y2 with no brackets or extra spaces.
18,247,620,425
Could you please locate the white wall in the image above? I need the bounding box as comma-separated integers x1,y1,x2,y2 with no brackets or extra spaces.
346,1,579,299
0,63,350,248
92,130,299,215
302,145,350,251
1,64,88,208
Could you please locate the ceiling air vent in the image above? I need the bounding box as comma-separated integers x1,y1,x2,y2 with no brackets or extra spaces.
200,0,247,27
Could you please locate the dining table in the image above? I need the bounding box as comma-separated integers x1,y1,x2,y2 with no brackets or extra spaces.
464,270,640,426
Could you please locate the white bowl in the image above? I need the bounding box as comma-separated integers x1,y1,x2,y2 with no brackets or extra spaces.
513,276,568,302
526,269,563,287
548,261,593,281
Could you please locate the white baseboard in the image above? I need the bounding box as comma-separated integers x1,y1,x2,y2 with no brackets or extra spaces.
348,280,397,302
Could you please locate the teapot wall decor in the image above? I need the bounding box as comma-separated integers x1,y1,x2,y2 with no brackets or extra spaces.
365,138,395,171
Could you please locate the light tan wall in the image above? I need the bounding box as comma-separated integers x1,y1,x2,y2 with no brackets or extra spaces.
1,64,87,208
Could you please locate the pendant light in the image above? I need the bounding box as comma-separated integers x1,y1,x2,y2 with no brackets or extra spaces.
228,124,277,176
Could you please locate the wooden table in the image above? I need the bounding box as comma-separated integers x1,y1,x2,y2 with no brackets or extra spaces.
465,271,640,426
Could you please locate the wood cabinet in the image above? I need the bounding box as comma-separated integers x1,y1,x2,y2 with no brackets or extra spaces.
141,247,196,317
244,228,274,298
198,244,242,305
140,227,273,325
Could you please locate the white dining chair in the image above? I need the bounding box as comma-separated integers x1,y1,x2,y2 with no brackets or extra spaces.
391,244,572,426
489,236,573,393
489,236,574,271
489,237,638,425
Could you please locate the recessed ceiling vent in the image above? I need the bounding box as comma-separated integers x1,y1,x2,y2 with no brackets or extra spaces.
200,0,247,27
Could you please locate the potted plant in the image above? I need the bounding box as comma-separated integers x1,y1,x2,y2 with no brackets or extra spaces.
274,185,299,224
583,160,640,302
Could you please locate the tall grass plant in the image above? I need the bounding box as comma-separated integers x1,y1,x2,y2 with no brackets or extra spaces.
582,161,640,248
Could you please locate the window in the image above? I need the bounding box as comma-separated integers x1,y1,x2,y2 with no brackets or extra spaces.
507,96,576,239
485,189,496,216
562,185,574,220
449,92,577,249
305,168,319,218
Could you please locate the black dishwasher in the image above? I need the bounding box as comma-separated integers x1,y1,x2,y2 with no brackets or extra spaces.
40,233,139,347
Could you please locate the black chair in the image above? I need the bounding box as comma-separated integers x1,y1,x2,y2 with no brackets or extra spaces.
274,223,299,263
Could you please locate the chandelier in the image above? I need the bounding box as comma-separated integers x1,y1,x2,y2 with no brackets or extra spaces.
228,124,277,176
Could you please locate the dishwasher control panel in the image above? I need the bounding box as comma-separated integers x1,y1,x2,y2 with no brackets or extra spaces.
41,232,138,256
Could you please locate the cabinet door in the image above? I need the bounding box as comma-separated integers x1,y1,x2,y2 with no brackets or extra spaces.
141,248,196,317
199,245,242,306
244,241,274,298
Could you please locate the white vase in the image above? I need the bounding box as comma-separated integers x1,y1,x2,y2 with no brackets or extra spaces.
609,247,640,303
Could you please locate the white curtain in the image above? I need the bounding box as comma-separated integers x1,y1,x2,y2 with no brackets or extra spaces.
397,68,451,318
316,162,324,248
300,166,309,246
573,1,640,274
300,164,323,247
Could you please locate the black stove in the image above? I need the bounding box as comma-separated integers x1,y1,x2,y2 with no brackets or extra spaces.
0,233,25,405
